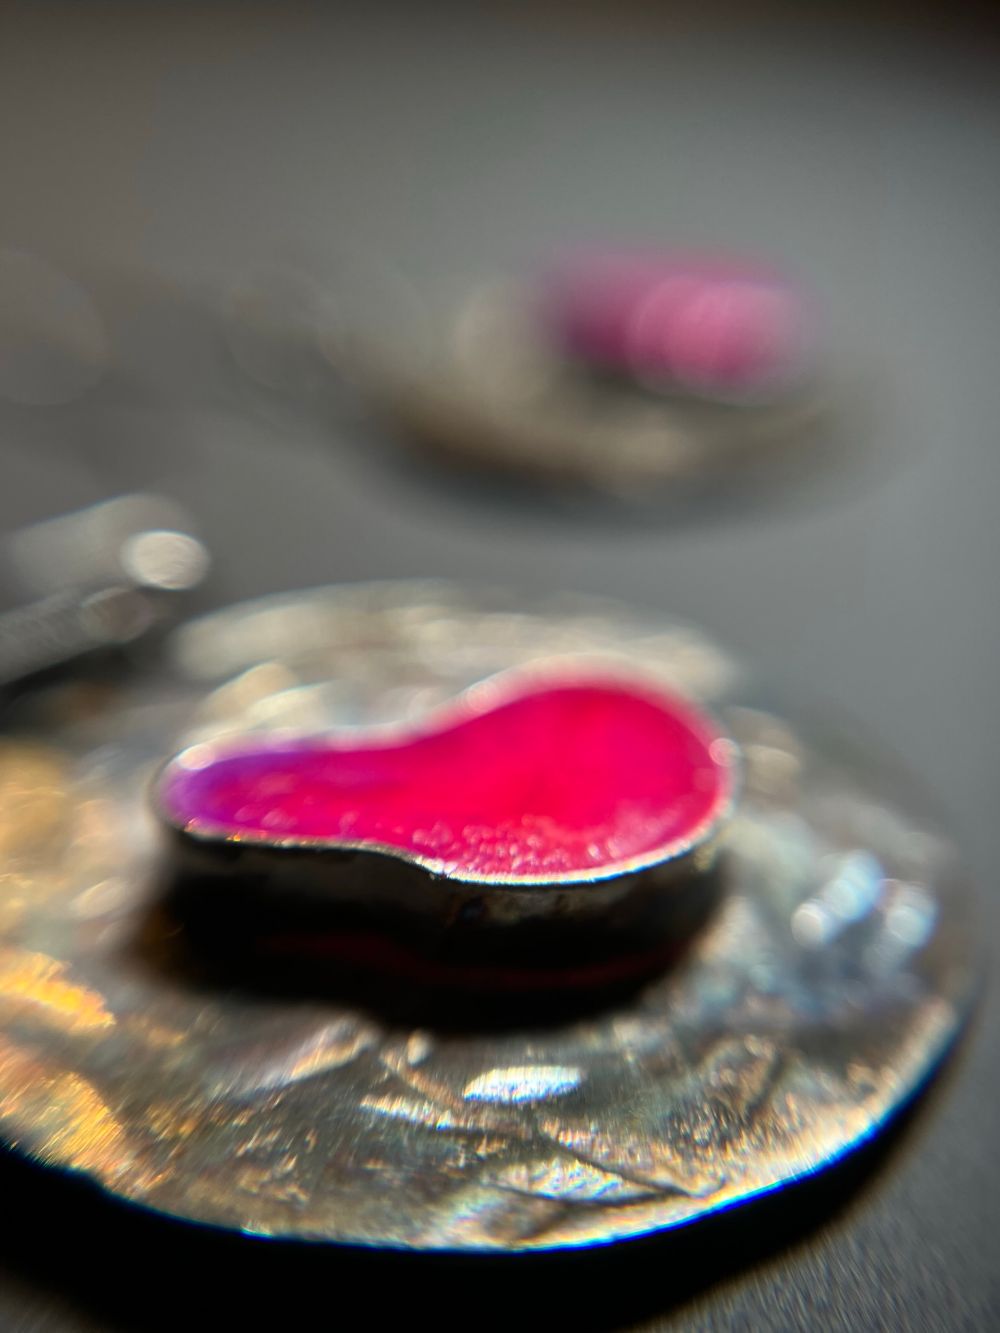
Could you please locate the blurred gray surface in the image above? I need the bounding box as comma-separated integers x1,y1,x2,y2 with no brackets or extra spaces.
0,3,997,1329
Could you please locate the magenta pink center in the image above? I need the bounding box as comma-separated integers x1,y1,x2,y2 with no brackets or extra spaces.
158,679,733,880
542,251,806,393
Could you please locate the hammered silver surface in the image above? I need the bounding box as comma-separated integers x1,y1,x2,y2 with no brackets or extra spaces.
0,583,977,1250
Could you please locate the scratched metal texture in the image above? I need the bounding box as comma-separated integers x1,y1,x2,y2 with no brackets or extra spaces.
0,4,997,1325
0,585,977,1251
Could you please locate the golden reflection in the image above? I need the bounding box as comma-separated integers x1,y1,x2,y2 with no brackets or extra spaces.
0,742,69,857
0,1037,135,1183
462,1065,582,1105
0,947,114,1032
147,1102,204,1141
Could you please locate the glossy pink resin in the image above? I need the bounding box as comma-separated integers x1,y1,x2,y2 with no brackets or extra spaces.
543,251,809,396
158,678,734,881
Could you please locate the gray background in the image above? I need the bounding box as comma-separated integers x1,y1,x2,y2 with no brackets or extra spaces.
0,3,997,1328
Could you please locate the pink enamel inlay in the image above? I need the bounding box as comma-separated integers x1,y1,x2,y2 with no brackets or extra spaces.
157,676,735,882
542,250,810,396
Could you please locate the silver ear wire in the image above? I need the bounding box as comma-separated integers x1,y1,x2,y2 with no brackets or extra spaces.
0,494,210,688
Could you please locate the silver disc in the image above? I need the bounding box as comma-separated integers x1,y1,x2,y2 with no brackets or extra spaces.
0,582,977,1250
361,283,832,495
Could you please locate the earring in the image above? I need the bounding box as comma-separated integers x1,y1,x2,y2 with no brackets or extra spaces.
0,580,977,1251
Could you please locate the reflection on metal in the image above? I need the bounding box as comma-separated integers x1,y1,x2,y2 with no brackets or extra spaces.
0,948,115,1033
119,530,209,593
0,496,210,687
0,583,979,1251
6,494,209,600
361,282,830,496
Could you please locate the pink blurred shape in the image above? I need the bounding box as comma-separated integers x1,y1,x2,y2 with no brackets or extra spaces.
543,250,811,397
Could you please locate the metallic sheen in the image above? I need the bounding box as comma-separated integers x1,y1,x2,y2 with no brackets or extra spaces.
366,283,829,494
0,583,978,1250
